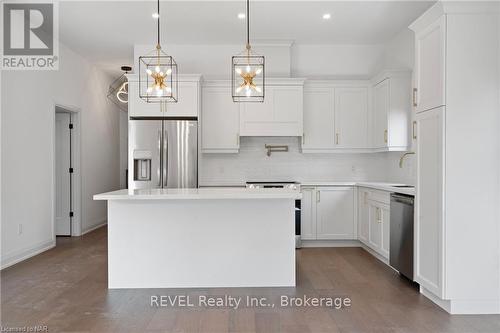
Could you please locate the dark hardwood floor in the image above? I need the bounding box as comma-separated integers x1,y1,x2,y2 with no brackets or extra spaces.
2,226,500,332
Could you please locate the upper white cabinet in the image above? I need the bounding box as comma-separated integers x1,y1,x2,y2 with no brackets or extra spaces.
371,71,412,151
128,74,202,118
302,82,370,153
239,79,305,136
413,16,446,113
302,88,335,150
201,82,240,153
335,88,369,149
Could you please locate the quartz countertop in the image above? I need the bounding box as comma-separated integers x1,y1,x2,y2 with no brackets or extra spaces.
94,188,302,201
300,181,415,196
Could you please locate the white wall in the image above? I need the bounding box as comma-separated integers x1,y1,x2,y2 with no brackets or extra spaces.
291,44,384,79
1,43,121,268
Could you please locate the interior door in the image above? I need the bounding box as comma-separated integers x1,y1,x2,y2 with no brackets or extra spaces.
335,87,368,148
55,112,71,236
316,187,355,240
165,120,198,188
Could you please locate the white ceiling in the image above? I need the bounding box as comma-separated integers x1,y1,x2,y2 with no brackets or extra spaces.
59,1,435,73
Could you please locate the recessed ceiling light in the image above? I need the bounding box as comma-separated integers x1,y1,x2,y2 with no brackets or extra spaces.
322,13,331,20
152,12,160,19
238,13,246,19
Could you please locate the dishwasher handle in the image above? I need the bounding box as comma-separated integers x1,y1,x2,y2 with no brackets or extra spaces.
390,193,414,205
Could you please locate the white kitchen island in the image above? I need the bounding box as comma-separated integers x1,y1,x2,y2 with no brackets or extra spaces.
94,188,300,289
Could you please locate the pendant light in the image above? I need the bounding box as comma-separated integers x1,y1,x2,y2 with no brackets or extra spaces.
139,0,178,103
107,66,131,112
232,0,265,102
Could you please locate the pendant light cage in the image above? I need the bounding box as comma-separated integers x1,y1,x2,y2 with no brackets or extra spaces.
139,51,178,103
107,66,131,112
138,0,178,104
232,0,265,102
232,53,265,102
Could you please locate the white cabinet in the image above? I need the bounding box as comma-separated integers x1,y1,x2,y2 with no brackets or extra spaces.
358,188,391,260
410,2,500,311
302,82,370,152
302,88,335,150
128,75,202,118
300,187,316,240
357,189,369,245
201,84,240,153
334,88,369,148
415,106,444,297
414,16,446,113
300,186,356,241
316,187,356,240
239,79,305,136
371,71,412,151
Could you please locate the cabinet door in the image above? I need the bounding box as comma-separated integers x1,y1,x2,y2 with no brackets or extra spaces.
300,188,316,240
302,88,335,150
368,203,382,251
415,106,444,297
380,204,390,259
414,16,446,113
358,190,369,244
240,86,303,136
335,87,368,148
129,81,199,118
373,79,389,148
316,187,355,240
201,87,239,153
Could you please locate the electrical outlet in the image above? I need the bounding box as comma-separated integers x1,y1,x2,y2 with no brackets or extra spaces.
351,165,357,172
18,224,23,235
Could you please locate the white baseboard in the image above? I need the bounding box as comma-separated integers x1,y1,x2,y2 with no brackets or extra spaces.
420,286,500,314
300,239,362,248
1,239,55,270
81,219,107,235
358,242,390,266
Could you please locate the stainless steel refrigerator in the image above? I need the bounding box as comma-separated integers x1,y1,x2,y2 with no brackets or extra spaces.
129,118,198,189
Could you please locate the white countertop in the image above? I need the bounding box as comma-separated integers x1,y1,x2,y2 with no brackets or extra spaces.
94,188,302,201
301,181,415,196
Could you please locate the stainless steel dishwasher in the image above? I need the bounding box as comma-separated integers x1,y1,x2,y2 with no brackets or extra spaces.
389,193,415,281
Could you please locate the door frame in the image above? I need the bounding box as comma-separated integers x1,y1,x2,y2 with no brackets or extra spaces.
52,103,82,237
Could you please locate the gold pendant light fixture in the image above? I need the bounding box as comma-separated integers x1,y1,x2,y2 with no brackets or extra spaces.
232,0,265,102
139,0,178,103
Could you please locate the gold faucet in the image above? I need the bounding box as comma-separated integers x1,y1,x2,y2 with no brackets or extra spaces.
399,152,415,168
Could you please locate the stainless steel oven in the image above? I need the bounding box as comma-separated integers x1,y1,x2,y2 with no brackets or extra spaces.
245,182,301,248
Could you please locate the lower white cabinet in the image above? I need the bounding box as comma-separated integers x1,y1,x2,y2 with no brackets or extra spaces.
358,188,391,259
316,187,356,239
300,186,356,241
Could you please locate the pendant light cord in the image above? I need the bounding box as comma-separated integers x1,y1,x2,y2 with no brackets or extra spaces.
246,0,250,48
157,0,160,47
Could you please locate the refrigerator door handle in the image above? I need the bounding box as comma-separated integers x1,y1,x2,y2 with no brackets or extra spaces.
163,130,168,187
157,129,161,187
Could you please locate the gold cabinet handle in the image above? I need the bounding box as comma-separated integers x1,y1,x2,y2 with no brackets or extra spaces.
335,133,340,145
412,121,417,140
302,134,305,145
316,190,321,203
384,130,388,144
413,88,418,107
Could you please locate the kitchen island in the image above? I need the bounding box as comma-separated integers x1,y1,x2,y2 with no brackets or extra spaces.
94,188,300,289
